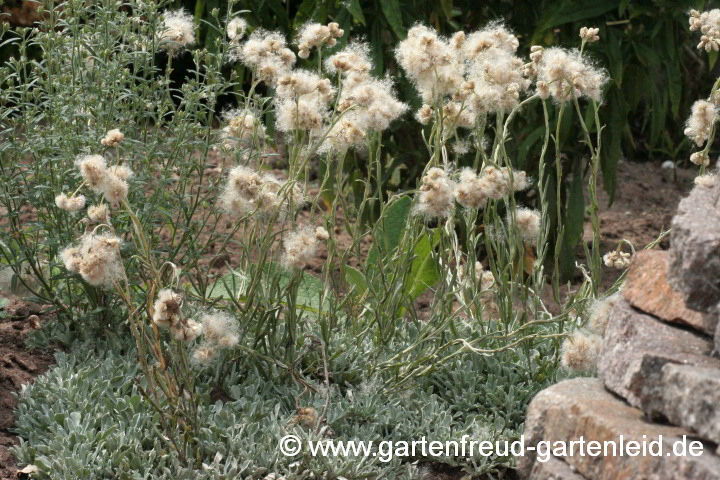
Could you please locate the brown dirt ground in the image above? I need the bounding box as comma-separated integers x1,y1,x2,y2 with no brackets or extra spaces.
0,298,53,480
0,157,699,479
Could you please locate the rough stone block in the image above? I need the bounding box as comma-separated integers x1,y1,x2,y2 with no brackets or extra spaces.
669,181,720,312
519,377,720,480
623,250,715,335
527,455,586,480
599,299,720,417
661,364,720,445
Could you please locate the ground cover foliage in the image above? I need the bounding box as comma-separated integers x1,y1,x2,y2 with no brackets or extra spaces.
0,0,715,478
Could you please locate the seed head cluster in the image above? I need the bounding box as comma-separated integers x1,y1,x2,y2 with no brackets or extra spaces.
236,30,296,83
75,154,130,205
219,166,304,217
152,289,202,342
192,312,240,365
101,129,124,147
689,9,720,51
282,226,329,269
158,9,195,56
603,250,632,269
296,22,344,59
60,233,125,288
55,193,86,212
414,167,456,219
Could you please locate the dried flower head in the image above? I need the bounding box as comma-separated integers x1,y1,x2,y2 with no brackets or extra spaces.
75,154,108,190
536,48,607,103
414,167,456,219
237,30,296,83
221,109,265,148
395,24,463,102
153,289,183,328
315,226,329,241
579,27,600,43
55,193,86,212
283,227,319,269
226,17,248,43
100,129,124,147
158,9,195,55
87,204,110,223
510,207,542,244
588,293,621,335
690,151,711,167
199,312,239,348
689,9,720,51
684,100,717,146
325,43,372,76
694,173,717,187
108,165,134,181
61,233,124,288
171,319,203,342
415,104,434,124
603,250,631,269
296,22,344,59
561,331,602,373
454,168,488,210
101,173,129,204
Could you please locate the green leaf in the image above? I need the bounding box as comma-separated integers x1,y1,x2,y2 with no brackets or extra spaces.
517,126,546,171
564,160,585,251
406,232,441,300
346,0,366,25
368,196,412,264
344,265,367,297
534,0,620,39
709,50,718,71
440,0,453,20
667,62,682,118
380,0,405,40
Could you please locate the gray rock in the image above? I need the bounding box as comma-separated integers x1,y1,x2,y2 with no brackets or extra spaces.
669,180,720,313
661,364,720,445
527,455,586,480
519,377,720,480
599,299,720,417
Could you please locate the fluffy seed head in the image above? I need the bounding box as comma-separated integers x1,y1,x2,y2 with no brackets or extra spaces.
510,207,541,244
171,319,203,342
684,100,717,146
100,129,124,147
153,289,183,328
694,173,717,187
536,47,607,103
87,204,110,223
226,17,248,43
414,167,456,219
55,193,86,212
454,168,488,210
315,226,329,241
561,331,602,373
689,9,720,51
283,227,319,269
62,233,124,288
76,154,108,190
158,9,195,55
325,43,372,76
101,174,129,204
199,312,239,348
588,293,621,335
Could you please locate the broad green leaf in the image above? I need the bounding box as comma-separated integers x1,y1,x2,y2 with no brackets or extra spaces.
600,89,625,205
368,196,412,264
709,50,718,71
344,265,367,297
667,62,682,118
534,0,620,40
406,232,441,300
380,0,405,40
346,0,366,25
440,0,453,20
517,126,545,171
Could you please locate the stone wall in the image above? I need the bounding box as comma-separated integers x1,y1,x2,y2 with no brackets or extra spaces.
519,178,720,480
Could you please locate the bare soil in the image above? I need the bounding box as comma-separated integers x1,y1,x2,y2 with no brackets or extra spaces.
0,299,53,480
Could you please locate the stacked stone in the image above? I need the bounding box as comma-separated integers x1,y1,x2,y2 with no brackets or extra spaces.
519,178,720,480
